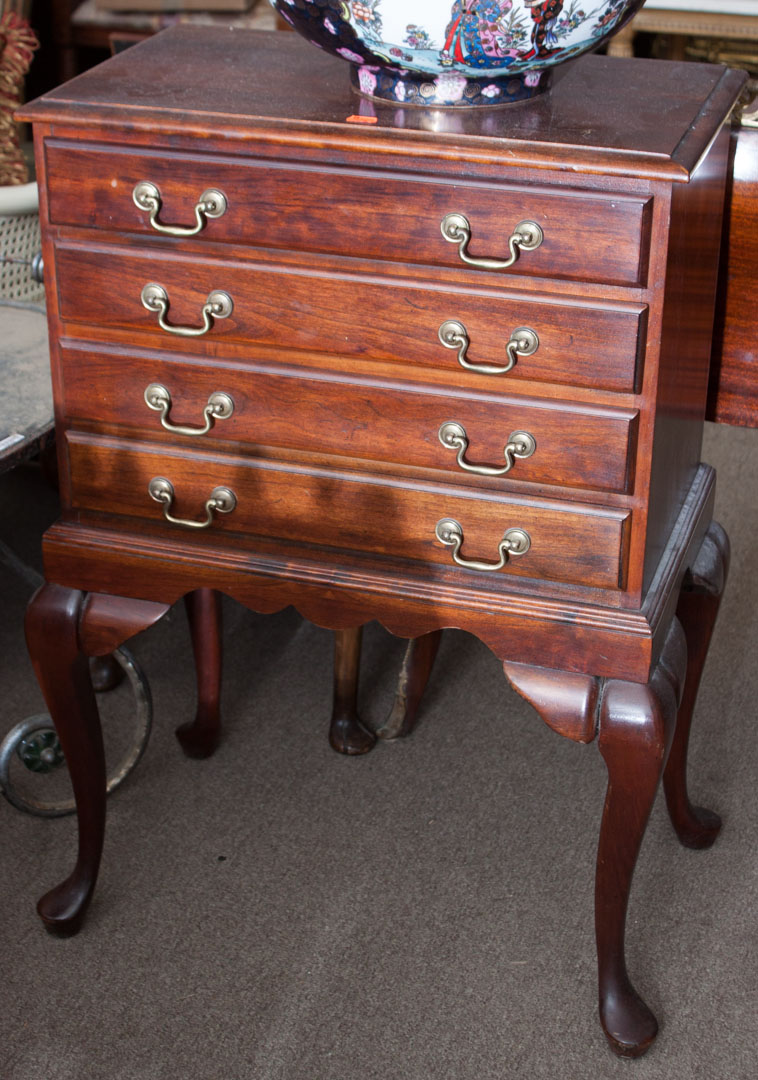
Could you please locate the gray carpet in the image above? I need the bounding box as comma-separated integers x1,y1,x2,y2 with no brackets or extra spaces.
1,422,756,1079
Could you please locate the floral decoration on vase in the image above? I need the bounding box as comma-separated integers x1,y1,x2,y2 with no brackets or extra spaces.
271,0,647,107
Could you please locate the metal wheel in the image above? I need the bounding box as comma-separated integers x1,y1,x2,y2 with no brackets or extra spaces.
0,646,151,817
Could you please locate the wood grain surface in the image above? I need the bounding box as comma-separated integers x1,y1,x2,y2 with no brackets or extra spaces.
708,123,758,427
44,140,653,286
19,29,744,184
64,432,632,591
57,342,638,494
52,241,649,392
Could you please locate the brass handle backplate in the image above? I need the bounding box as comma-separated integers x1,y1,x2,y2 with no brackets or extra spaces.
148,476,236,530
144,383,234,437
133,181,227,236
438,422,536,476
438,320,538,376
440,212,543,271
141,283,233,338
435,518,530,573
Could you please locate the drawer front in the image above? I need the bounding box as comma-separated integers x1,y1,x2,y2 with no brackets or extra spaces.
45,141,652,287
60,343,638,494
54,244,646,392
66,434,630,591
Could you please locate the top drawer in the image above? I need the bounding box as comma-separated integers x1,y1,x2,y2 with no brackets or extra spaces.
43,141,653,288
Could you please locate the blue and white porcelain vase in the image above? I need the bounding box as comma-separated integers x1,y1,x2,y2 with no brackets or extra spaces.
270,1,647,107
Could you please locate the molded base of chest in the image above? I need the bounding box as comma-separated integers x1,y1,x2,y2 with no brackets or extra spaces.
43,464,714,685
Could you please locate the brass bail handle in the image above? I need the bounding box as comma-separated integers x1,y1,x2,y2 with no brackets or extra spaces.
438,320,539,376
435,518,530,573
141,283,233,338
441,213,543,271
148,477,236,530
133,181,227,237
438,422,536,476
144,383,234,437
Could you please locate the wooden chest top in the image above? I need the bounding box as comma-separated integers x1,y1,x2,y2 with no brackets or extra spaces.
19,25,740,183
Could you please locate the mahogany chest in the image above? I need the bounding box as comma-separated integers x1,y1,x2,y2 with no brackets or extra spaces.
18,29,745,1056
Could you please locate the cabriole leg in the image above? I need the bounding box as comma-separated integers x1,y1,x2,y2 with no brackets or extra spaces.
373,630,442,740
175,588,223,759
595,620,684,1057
25,584,106,936
329,627,376,755
664,522,729,848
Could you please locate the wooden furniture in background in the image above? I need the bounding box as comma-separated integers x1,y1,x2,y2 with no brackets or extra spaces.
38,0,276,85
608,4,758,60
19,30,744,1056
708,105,758,426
